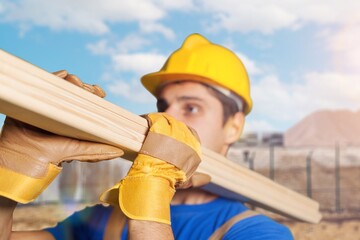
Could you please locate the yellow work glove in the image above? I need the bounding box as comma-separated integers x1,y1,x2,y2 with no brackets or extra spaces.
53,70,106,97
100,113,202,224
0,71,124,203
178,172,211,189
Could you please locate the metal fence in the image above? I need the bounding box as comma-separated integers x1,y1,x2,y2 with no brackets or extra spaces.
35,144,360,214
228,144,360,213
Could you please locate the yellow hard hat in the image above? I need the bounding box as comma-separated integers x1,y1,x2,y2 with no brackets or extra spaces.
141,33,252,115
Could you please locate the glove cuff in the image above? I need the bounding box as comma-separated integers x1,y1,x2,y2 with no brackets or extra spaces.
100,154,181,224
119,176,174,224
100,176,174,225
0,163,61,203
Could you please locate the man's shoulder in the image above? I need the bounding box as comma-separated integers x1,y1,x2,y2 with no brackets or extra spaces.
224,213,294,240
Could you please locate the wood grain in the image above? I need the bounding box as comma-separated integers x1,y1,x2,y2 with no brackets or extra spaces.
0,49,322,223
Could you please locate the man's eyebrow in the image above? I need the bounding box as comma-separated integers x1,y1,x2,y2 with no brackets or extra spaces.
177,96,203,102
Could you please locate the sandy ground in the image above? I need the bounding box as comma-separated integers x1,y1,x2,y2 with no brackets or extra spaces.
285,219,360,240
11,148,360,239
12,203,360,240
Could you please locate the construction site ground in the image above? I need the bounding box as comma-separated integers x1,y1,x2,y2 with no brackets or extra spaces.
12,150,360,239
12,203,360,240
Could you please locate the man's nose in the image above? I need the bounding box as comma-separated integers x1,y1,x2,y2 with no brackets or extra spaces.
164,104,182,121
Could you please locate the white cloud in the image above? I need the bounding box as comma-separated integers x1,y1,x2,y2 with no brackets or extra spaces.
324,24,360,73
87,34,151,55
0,0,172,35
86,35,167,103
298,72,360,110
199,0,360,34
95,51,166,103
196,0,360,77
139,21,175,40
153,0,194,10
251,75,294,121
236,52,263,76
107,78,154,103
4,0,360,76
5,0,359,132
250,70,360,131
201,1,297,34
114,34,152,53
86,40,113,55
3,0,360,37
112,52,166,76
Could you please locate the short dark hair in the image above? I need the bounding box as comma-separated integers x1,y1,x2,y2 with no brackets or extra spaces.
205,85,244,125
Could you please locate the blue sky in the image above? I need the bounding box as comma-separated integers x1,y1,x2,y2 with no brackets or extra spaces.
1,0,360,133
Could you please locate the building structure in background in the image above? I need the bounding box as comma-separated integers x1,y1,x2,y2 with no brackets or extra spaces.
238,132,284,147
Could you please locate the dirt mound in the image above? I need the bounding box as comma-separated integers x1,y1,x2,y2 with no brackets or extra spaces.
284,109,360,147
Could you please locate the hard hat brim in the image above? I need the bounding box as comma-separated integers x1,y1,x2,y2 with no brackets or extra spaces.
141,71,252,115
142,72,230,97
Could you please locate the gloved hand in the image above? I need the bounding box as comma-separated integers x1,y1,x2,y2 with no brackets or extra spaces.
100,113,202,225
178,172,211,189
53,70,106,97
0,70,124,203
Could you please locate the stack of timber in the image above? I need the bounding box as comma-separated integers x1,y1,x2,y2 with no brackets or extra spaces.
0,49,322,223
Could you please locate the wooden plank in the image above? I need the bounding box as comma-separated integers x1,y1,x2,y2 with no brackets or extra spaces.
0,49,322,223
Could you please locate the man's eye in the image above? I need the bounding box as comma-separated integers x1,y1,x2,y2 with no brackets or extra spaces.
157,99,168,112
185,104,199,114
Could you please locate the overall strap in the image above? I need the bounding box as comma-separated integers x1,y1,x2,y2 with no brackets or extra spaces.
208,210,259,240
103,207,127,240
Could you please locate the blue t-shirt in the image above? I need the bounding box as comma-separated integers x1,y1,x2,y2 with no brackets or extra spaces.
46,197,293,239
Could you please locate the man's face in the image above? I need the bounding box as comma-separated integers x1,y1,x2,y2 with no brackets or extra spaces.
157,81,237,154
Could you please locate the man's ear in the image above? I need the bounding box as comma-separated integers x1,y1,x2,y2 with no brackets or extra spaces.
223,112,245,145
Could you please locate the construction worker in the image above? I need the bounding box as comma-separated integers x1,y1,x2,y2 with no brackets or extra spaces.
0,33,294,239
